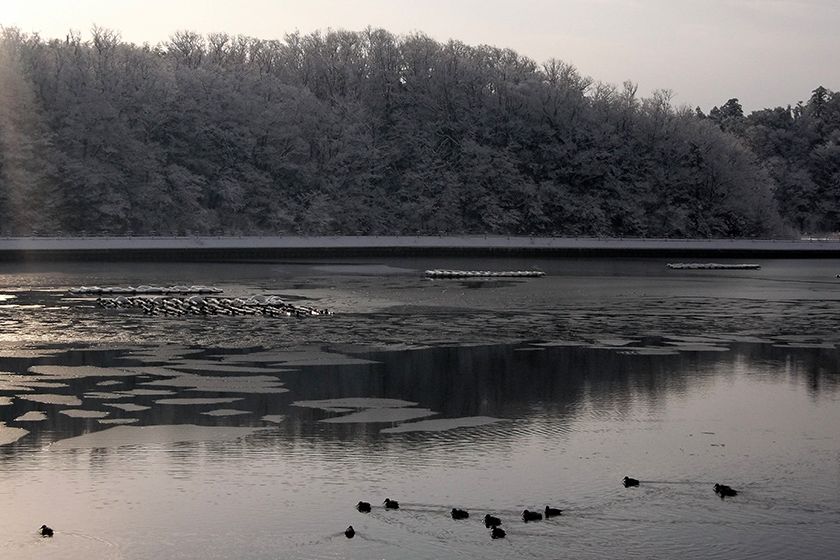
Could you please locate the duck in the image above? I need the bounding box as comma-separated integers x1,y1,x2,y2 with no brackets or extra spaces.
484,514,502,528
522,509,543,522
544,506,563,517
451,508,469,520
383,498,400,509
491,526,506,539
39,525,53,537
345,525,355,539
714,483,738,497
356,501,371,513
623,476,640,487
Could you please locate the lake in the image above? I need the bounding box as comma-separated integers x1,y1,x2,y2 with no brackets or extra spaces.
1,257,839,559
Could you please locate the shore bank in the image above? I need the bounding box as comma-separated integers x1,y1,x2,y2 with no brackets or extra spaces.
1,236,839,261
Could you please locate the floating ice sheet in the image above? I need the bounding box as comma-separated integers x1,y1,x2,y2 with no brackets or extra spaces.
292,397,418,410
84,392,132,400
16,394,82,406
617,348,681,356
98,418,140,425
14,411,48,422
0,422,29,445
261,414,286,424
381,416,505,433
0,348,61,359
27,365,172,379
201,409,250,417
155,398,244,405
665,343,731,352
595,338,636,347
0,396,11,406
169,361,291,374
49,424,268,449
531,340,585,348
141,374,287,393
773,342,837,349
320,408,437,424
117,389,176,396
0,373,69,391
219,350,378,366
59,409,110,419
126,345,192,362
104,403,150,412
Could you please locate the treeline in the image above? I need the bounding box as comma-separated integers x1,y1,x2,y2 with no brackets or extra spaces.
0,26,830,238
705,91,840,234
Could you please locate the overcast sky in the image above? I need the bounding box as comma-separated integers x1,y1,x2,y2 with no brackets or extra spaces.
3,0,838,111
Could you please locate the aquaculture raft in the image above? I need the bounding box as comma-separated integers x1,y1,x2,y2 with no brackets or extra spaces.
425,269,545,278
97,296,331,317
666,263,761,270
69,285,223,296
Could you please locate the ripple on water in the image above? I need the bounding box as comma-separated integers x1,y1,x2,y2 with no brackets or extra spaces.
48,424,270,449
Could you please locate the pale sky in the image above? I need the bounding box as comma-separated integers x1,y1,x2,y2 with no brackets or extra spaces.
2,0,839,111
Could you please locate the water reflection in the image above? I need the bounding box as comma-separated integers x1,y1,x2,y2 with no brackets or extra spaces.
1,341,840,560
1,341,838,455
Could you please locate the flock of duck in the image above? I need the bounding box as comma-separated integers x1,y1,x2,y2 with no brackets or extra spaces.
36,478,738,541
345,498,541,540
342,478,739,541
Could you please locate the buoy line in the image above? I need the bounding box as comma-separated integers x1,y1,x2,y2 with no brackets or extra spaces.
425,270,545,278
97,295,331,317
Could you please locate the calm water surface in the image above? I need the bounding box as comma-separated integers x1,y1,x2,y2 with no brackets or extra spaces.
1,257,839,559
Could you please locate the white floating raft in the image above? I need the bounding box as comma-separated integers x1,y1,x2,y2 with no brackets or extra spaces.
667,263,761,270
425,269,545,278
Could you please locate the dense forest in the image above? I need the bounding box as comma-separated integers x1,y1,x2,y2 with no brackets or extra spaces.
0,26,837,237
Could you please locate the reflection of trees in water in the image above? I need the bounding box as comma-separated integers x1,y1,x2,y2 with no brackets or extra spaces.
1,343,837,463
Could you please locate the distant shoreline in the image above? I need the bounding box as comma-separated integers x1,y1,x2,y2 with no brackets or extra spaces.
2,236,840,261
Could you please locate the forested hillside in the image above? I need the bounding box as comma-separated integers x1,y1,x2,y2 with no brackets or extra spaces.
706,91,840,234
0,26,833,238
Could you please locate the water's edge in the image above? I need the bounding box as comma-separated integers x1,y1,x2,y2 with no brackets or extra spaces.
2,236,840,261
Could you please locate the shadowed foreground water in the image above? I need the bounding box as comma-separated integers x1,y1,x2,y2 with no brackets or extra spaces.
1,258,840,559
1,341,839,560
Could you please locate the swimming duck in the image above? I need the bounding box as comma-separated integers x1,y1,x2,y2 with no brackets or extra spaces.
491,526,506,539
345,525,355,538
383,498,400,509
356,501,371,513
623,476,640,487
484,514,502,528
522,509,543,522
451,508,469,520
714,483,738,497
544,506,563,517
39,525,53,537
